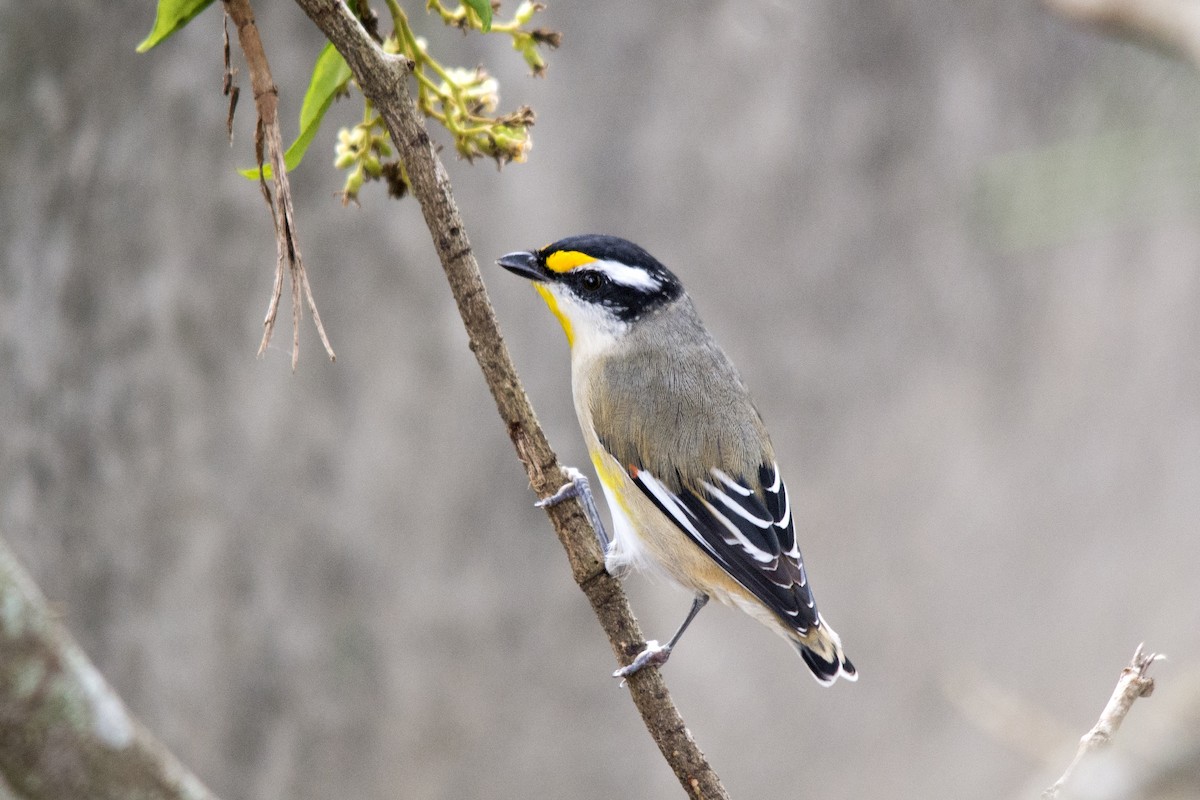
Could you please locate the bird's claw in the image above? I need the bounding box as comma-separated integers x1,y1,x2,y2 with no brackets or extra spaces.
535,466,589,508
613,640,672,685
535,466,611,556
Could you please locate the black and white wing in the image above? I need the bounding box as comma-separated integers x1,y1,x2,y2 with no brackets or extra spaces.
629,460,820,634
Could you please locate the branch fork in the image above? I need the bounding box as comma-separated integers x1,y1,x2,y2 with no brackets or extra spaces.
1043,644,1164,799
223,0,335,369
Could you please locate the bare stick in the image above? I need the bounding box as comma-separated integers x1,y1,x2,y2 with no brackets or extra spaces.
1044,0,1200,65
0,535,222,800
1043,644,1164,799
223,0,336,368
222,14,240,142
288,2,729,796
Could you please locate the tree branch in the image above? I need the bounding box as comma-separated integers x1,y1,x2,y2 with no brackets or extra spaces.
1044,0,1200,65
223,0,336,369
288,2,728,796
0,535,221,800
1042,644,1163,799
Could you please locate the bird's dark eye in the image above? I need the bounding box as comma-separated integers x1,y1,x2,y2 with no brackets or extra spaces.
580,272,603,292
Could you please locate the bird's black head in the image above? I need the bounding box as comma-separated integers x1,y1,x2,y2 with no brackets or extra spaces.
497,234,683,323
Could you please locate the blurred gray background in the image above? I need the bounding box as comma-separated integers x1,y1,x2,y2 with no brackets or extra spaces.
3,1,1200,798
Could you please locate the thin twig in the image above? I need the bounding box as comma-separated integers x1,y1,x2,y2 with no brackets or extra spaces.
1043,643,1164,799
223,0,335,369
1044,0,1200,65
222,12,240,142
288,2,729,796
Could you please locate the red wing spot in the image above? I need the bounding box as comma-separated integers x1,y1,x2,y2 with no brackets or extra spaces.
628,465,639,478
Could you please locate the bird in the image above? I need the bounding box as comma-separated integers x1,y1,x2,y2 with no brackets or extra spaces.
497,234,856,685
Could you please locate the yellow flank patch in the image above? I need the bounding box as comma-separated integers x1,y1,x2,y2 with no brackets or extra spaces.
534,284,574,348
544,250,597,273
590,451,634,515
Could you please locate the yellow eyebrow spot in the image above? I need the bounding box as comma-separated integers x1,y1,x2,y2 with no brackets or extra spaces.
534,284,574,348
544,250,597,273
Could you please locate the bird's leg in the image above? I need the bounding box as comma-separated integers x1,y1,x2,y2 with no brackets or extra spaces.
536,466,610,555
614,594,709,682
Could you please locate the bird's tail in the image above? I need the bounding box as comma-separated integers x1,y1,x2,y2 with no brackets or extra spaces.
792,615,857,686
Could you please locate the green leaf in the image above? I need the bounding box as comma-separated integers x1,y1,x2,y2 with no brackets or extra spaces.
463,0,493,32
239,42,353,181
136,0,217,53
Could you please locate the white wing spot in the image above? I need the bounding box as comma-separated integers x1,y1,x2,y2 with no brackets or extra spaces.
776,485,792,530
701,481,772,529
711,468,753,496
765,461,782,493
637,470,717,555
701,499,775,564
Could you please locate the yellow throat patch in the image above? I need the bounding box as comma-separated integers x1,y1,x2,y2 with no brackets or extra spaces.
536,249,597,348
534,284,574,348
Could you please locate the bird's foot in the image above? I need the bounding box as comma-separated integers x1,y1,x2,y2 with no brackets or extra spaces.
536,466,610,555
613,640,672,685
535,466,588,507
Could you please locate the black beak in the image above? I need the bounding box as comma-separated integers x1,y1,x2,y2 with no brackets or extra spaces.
496,250,545,282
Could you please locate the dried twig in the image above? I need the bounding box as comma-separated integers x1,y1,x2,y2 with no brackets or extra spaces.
1043,644,1164,799
223,0,335,369
288,2,728,796
222,13,239,142
1045,0,1200,65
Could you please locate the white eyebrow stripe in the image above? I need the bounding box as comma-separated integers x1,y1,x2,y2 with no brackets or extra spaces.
592,259,662,290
